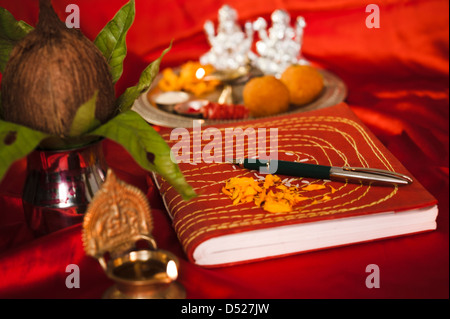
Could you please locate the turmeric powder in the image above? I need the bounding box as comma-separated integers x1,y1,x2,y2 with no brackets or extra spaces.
222,174,334,213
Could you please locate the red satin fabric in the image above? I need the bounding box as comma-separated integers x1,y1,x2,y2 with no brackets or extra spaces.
0,0,448,298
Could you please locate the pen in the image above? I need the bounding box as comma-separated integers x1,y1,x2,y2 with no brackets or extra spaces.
230,159,413,186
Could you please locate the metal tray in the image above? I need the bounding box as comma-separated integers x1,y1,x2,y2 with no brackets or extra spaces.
132,68,347,128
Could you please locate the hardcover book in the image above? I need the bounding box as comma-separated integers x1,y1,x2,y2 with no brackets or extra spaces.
153,103,438,267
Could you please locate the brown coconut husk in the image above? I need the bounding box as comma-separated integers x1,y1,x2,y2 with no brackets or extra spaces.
1,0,116,137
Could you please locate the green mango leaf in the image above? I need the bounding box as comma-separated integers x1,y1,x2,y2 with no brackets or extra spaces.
0,7,33,72
90,110,196,200
0,119,49,182
94,0,135,83
69,91,100,137
116,42,172,113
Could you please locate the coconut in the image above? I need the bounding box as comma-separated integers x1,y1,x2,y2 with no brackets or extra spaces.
0,0,116,137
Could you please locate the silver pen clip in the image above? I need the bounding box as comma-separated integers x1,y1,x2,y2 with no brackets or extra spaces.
330,166,413,186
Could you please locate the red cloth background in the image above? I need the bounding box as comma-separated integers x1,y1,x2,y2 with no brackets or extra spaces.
0,0,448,299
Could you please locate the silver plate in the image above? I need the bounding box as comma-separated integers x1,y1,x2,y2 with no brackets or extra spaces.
132,68,347,128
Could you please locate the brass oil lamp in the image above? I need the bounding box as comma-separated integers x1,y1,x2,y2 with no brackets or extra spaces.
82,169,186,299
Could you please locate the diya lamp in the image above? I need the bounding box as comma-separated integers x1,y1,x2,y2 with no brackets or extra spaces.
203,65,251,104
82,169,186,299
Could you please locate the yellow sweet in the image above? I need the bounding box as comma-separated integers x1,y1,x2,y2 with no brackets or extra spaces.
242,75,290,117
280,65,324,106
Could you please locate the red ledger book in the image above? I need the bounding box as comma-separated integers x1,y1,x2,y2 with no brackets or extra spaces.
153,102,438,267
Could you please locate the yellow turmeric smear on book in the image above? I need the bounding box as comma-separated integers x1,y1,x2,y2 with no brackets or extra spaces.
222,175,333,213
